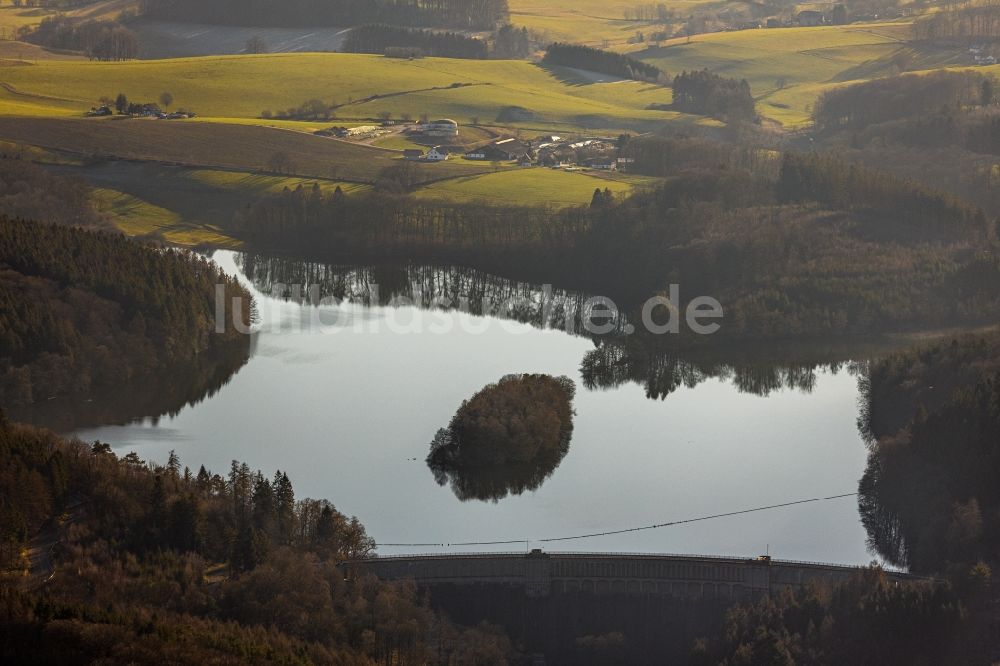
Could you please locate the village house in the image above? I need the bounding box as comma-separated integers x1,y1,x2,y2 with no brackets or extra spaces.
426,146,450,161
463,138,531,162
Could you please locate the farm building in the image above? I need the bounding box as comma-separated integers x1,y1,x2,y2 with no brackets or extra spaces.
583,158,616,170
403,149,425,160
464,138,531,162
489,138,531,160
426,146,450,161
423,119,459,137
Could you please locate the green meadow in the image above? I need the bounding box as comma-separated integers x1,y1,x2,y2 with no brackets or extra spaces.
79,161,373,245
508,0,714,48
413,167,644,208
0,52,691,131
634,22,972,126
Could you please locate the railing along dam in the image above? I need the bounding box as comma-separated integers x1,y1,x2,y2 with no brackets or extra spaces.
350,550,919,600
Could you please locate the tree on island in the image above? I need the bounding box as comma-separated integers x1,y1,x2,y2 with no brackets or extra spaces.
426,374,576,501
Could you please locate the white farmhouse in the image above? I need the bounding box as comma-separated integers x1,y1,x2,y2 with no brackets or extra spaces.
426,146,450,161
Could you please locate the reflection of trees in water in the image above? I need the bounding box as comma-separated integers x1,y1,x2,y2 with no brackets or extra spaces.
581,337,854,400
858,453,909,568
427,429,572,503
9,341,251,433
237,252,869,400
235,252,631,335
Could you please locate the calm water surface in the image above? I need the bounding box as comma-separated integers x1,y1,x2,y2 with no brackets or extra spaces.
70,251,879,565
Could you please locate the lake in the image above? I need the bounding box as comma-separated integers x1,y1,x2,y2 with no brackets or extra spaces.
67,251,882,566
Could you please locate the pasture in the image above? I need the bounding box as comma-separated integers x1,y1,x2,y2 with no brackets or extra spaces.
634,22,974,126
64,160,371,245
413,167,641,208
0,52,690,132
0,0,136,36
0,116,499,183
508,0,713,48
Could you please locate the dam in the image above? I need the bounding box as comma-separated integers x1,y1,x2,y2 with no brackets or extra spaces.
351,549,919,600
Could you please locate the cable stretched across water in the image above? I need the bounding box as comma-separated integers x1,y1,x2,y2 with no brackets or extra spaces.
376,491,859,548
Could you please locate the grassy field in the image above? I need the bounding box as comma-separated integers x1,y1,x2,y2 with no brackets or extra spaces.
0,0,135,28
0,22,962,131
508,0,713,48
413,167,642,207
0,52,698,132
70,160,649,245
0,116,503,183
0,0,136,36
633,21,976,126
69,160,372,245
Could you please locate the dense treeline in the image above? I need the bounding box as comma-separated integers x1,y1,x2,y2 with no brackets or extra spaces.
0,157,107,228
671,69,756,122
914,0,1000,42
809,71,1000,218
619,134,779,178
859,334,1000,578
343,24,488,59
777,151,989,241
492,23,531,59
0,416,515,663
0,218,250,406
696,569,966,665
833,105,1000,157
139,0,509,30
231,152,1000,341
22,16,138,61
542,43,663,83
814,70,987,132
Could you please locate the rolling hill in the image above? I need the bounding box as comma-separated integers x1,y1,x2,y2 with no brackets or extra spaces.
633,22,974,126
0,52,694,132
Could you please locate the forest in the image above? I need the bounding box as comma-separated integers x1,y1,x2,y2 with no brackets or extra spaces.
541,43,664,83
0,218,251,406
139,0,510,30
671,70,757,123
0,157,106,229
913,0,1000,42
695,568,971,665
343,24,488,59
813,70,989,132
23,16,138,61
0,416,515,663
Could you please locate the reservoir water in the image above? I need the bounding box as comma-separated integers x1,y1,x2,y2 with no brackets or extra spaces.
66,251,880,565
